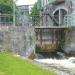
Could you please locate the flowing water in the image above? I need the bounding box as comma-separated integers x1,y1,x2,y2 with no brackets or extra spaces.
34,57,75,75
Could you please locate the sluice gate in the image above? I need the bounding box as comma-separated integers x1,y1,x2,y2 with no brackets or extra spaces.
35,26,66,53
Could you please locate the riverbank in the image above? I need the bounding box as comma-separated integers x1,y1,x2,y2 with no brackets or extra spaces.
0,52,57,75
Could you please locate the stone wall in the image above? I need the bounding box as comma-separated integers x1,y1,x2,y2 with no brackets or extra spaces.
63,27,75,55
0,26,35,57
9,26,35,57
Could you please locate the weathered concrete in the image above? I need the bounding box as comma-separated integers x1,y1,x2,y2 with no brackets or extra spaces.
0,25,35,58
63,27,75,55
9,26,35,57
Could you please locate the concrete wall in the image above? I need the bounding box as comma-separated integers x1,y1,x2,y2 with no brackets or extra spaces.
63,27,75,55
9,26,35,57
0,26,35,57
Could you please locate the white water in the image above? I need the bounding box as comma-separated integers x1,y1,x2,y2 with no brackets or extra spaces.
34,57,75,69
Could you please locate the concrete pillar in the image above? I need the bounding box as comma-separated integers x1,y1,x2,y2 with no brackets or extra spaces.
59,8,63,26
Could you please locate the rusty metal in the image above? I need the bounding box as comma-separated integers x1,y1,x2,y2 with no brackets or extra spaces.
35,26,66,53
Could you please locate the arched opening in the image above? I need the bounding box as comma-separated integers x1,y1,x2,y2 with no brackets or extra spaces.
53,8,67,26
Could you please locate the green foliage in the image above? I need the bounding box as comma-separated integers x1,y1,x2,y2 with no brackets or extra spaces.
0,52,57,75
30,2,39,16
0,0,15,14
37,0,42,10
30,2,40,26
36,44,57,53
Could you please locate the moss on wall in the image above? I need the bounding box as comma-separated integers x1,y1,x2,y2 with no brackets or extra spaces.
36,43,57,53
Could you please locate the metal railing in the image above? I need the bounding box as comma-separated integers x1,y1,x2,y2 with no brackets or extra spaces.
30,15,40,26
0,14,13,26
31,14,75,27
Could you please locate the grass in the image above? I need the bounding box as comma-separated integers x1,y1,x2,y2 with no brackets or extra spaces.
0,52,57,75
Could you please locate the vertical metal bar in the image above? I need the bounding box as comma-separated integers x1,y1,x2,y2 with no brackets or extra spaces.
9,15,10,26
56,29,58,45
46,0,47,26
42,15,43,26
5,15,6,26
59,8,60,26
13,0,15,26
40,29,42,45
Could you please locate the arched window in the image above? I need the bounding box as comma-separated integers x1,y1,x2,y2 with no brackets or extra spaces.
53,8,67,26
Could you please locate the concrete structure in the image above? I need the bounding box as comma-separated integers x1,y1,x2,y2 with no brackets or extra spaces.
37,0,75,26
40,0,72,26
35,0,75,56
0,6,35,58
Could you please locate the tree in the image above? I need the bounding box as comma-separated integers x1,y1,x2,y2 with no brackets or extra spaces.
0,0,15,14
0,0,18,23
30,2,39,16
30,2,40,26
